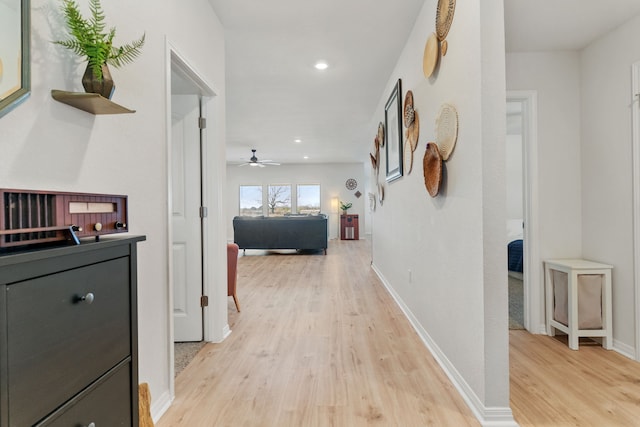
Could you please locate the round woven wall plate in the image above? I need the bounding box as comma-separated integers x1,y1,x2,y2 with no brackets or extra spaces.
423,142,443,197
407,110,420,152
378,122,385,147
436,0,456,41
404,138,414,175
423,33,439,78
435,103,458,161
370,153,377,170
404,90,415,128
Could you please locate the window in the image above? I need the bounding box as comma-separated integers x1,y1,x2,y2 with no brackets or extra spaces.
297,184,321,214
267,185,291,216
239,185,263,216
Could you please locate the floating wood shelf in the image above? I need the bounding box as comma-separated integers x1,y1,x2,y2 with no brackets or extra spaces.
51,90,135,115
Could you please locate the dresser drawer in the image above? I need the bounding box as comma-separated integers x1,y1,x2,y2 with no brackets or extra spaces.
36,360,133,427
6,257,131,426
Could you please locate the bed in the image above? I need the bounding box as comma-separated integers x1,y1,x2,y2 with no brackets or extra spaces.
507,219,523,273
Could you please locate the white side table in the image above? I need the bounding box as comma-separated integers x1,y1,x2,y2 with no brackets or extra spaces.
544,259,613,350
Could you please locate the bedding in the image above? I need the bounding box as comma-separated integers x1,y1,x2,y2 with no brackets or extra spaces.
506,219,524,273
508,239,523,273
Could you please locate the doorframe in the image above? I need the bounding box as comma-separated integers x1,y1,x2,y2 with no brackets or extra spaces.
631,61,640,361
165,40,217,397
507,91,542,333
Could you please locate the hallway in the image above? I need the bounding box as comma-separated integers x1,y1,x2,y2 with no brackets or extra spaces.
157,240,479,426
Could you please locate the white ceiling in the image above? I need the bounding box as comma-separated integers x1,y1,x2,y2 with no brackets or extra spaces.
210,0,640,166
504,0,640,52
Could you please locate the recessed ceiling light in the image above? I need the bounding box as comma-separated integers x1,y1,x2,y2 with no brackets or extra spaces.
314,62,328,70
294,139,302,143
303,156,309,159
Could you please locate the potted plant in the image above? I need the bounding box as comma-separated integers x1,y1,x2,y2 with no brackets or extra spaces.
340,201,352,215
54,0,145,99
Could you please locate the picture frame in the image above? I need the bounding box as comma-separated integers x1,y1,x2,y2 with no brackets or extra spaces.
0,0,31,119
385,79,403,182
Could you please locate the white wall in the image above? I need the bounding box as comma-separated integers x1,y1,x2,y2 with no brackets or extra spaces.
0,0,227,420
505,134,523,220
226,163,365,241
506,101,523,222
366,0,513,423
506,51,583,260
580,13,640,353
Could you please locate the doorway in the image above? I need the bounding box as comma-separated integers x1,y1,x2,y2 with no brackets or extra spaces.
168,46,217,387
506,100,525,329
506,91,541,333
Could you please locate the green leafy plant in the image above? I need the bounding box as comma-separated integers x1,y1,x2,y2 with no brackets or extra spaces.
54,0,145,81
340,201,352,212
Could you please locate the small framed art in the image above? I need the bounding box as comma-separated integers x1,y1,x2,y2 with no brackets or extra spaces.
385,79,403,182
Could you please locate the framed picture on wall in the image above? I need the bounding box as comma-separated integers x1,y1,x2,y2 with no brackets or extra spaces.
0,0,31,119
385,79,403,182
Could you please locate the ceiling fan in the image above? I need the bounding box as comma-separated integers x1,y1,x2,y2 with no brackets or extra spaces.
238,149,280,167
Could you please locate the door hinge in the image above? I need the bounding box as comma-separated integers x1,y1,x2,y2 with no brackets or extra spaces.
199,206,208,218
198,117,207,129
200,295,209,307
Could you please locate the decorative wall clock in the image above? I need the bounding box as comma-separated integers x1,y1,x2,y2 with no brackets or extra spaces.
345,178,358,190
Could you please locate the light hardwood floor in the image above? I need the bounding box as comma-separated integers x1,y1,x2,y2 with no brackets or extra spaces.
510,331,640,426
157,240,640,426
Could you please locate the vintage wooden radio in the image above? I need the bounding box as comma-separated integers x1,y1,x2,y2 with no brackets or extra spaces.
0,189,128,248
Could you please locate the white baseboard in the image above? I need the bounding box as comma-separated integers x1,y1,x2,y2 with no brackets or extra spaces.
370,263,518,427
222,324,232,341
613,338,636,360
151,389,173,424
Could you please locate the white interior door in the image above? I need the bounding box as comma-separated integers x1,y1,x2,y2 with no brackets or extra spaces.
172,94,203,342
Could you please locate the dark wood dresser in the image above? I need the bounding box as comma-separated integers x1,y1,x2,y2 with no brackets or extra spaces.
0,236,145,426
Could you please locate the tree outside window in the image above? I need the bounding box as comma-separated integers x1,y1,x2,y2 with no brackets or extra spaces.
267,185,291,216
239,185,263,216
297,184,321,214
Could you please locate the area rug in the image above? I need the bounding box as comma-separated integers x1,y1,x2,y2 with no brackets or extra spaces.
509,275,524,330
174,341,206,377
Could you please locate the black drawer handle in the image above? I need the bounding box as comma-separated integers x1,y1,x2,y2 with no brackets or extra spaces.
76,292,95,304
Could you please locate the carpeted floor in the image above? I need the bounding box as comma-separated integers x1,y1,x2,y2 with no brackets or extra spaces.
174,341,206,377
509,275,524,330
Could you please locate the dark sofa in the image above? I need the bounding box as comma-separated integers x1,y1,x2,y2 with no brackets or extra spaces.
233,214,328,254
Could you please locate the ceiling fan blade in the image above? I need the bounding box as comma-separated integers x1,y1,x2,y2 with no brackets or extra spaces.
261,162,280,166
238,163,249,167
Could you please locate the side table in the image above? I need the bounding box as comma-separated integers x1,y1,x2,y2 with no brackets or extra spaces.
544,259,612,350
340,214,359,240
